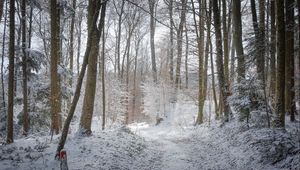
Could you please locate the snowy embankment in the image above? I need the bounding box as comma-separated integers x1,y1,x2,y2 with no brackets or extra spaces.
0,117,299,170
0,127,161,170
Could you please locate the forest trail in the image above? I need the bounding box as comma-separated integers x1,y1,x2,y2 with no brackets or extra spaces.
129,122,242,170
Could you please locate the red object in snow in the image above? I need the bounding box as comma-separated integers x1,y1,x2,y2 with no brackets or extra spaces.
60,149,67,160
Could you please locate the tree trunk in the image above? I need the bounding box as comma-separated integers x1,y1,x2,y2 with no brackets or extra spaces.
79,0,102,135
222,0,229,84
0,0,4,21
125,29,133,124
185,23,189,89
149,0,157,82
101,21,105,130
169,0,174,82
258,0,266,81
285,0,295,122
77,13,83,75
114,0,125,78
191,0,205,124
274,0,285,128
175,0,187,88
269,0,276,98
21,0,29,136
50,0,62,135
1,0,8,110
56,1,106,156
232,0,245,82
69,0,76,88
212,0,231,122
210,40,219,119
7,0,15,144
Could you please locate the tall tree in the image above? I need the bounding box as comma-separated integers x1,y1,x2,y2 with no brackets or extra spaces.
113,0,125,77
212,0,231,122
258,0,266,81
168,0,174,82
21,0,29,136
269,0,276,97
101,19,105,130
79,0,103,135
222,0,229,84
175,0,187,88
274,0,285,127
232,0,245,83
148,0,158,82
285,0,295,122
0,0,4,21
7,0,15,144
57,0,107,156
191,0,205,124
250,0,264,82
1,0,8,110
50,0,62,134
69,0,76,87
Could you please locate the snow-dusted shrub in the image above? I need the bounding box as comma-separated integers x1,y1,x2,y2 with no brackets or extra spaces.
17,76,51,134
228,77,269,126
104,76,128,126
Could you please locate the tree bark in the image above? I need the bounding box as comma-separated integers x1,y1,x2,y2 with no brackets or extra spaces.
113,0,125,78
269,0,276,97
222,0,229,84
21,0,29,136
76,13,83,75
69,0,76,88
149,0,157,82
232,0,245,82
258,0,266,81
185,23,189,89
285,0,295,122
56,1,106,156
101,21,105,130
169,0,174,82
212,0,231,122
274,0,285,128
1,0,8,110
0,0,4,21
192,0,205,124
7,0,15,144
50,0,62,135
79,0,102,135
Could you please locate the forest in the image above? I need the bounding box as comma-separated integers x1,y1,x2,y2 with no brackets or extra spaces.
0,0,299,169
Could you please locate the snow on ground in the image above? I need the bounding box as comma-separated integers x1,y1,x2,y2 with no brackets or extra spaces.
0,101,299,170
129,118,300,170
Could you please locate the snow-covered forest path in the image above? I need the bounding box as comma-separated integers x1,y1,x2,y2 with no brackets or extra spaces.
130,122,244,170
